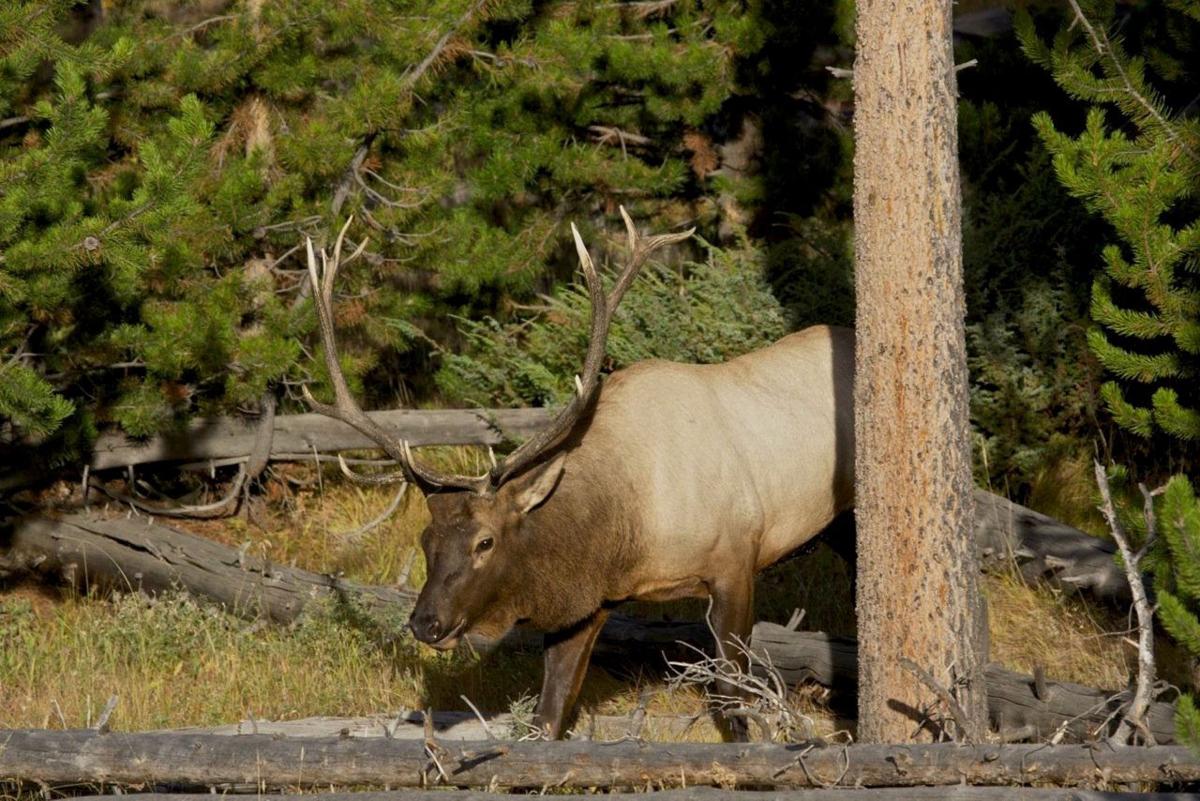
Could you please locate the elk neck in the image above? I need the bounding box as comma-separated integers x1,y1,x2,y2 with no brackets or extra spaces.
503,446,644,632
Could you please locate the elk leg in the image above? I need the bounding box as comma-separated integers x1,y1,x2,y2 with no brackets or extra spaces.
534,608,609,739
708,576,755,741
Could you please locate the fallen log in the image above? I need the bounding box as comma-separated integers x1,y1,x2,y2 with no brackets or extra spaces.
62,790,1200,801
0,514,1171,743
0,514,417,624
87,408,551,472
0,730,1196,789
169,709,703,742
973,490,1127,605
5,404,1128,606
750,622,1177,744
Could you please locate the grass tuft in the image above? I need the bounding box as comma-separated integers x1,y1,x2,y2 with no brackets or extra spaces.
0,454,1178,740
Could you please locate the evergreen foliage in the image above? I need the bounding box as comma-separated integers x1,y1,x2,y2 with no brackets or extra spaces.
0,0,847,470
1018,0,1200,442
966,278,1098,483
436,240,787,407
954,25,1109,492
1142,476,1200,750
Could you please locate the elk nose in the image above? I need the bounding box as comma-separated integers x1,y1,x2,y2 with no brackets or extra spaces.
408,609,442,643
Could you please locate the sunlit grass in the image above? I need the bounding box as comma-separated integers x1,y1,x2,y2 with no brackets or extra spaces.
985,567,1192,692
0,450,1168,740
0,590,418,730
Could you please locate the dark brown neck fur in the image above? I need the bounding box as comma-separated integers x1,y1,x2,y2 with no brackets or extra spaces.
506,455,642,632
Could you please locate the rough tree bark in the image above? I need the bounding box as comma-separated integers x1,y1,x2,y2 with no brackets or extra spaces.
852,0,988,741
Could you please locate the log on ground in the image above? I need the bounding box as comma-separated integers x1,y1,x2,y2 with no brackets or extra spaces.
1,730,1197,789
0,514,417,624
751,622,1177,744
63,790,1200,801
87,408,552,471
168,709,709,742
973,489,1129,605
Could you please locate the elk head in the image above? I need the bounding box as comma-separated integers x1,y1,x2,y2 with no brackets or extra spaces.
303,210,692,648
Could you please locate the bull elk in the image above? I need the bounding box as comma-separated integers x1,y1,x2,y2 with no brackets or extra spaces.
303,211,854,739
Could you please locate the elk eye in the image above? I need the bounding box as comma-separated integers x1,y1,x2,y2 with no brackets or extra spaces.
475,537,494,554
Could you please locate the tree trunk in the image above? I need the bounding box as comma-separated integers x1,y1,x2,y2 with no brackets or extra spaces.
852,0,987,742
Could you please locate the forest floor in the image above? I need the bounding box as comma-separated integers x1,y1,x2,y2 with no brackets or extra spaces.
0,448,1190,740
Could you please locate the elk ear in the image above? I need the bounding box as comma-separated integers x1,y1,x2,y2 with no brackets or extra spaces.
513,452,567,514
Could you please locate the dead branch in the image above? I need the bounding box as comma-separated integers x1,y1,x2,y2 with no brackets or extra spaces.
87,464,248,519
1093,460,1159,746
334,481,409,545
664,639,816,743
898,657,983,744
78,395,274,519
91,695,118,733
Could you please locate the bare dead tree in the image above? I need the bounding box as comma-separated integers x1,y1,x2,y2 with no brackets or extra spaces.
1093,460,1161,746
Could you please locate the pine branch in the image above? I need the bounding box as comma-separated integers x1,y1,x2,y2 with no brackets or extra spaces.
1065,0,1197,162
403,0,490,90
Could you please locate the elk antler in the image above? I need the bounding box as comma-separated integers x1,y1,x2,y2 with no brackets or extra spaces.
304,210,692,494
302,217,491,492
486,206,694,486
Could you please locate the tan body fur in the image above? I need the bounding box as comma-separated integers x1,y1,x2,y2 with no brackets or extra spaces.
420,326,856,738
593,324,855,601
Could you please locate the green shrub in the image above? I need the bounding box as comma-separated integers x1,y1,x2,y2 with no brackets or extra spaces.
436,241,788,407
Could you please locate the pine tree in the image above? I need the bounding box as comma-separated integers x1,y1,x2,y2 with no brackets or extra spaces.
1018,0,1200,441
1021,0,1200,749
1145,476,1200,749
1,1,850,472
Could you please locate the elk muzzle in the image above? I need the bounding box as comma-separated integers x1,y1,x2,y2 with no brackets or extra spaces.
408,597,467,650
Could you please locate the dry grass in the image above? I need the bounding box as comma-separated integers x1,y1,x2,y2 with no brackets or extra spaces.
0,450,1179,739
1025,452,1109,536
985,570,1131,689
985,568,1193,693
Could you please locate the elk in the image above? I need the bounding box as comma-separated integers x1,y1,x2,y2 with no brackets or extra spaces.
303,212,854,740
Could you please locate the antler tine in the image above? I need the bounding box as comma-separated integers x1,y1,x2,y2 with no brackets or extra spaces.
607,205,694,311
489,207,693,486
302,235,365,422
335,454,410,486
573,221,611,386
332,216,353,267
620,205,638,255
302,218,489,493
